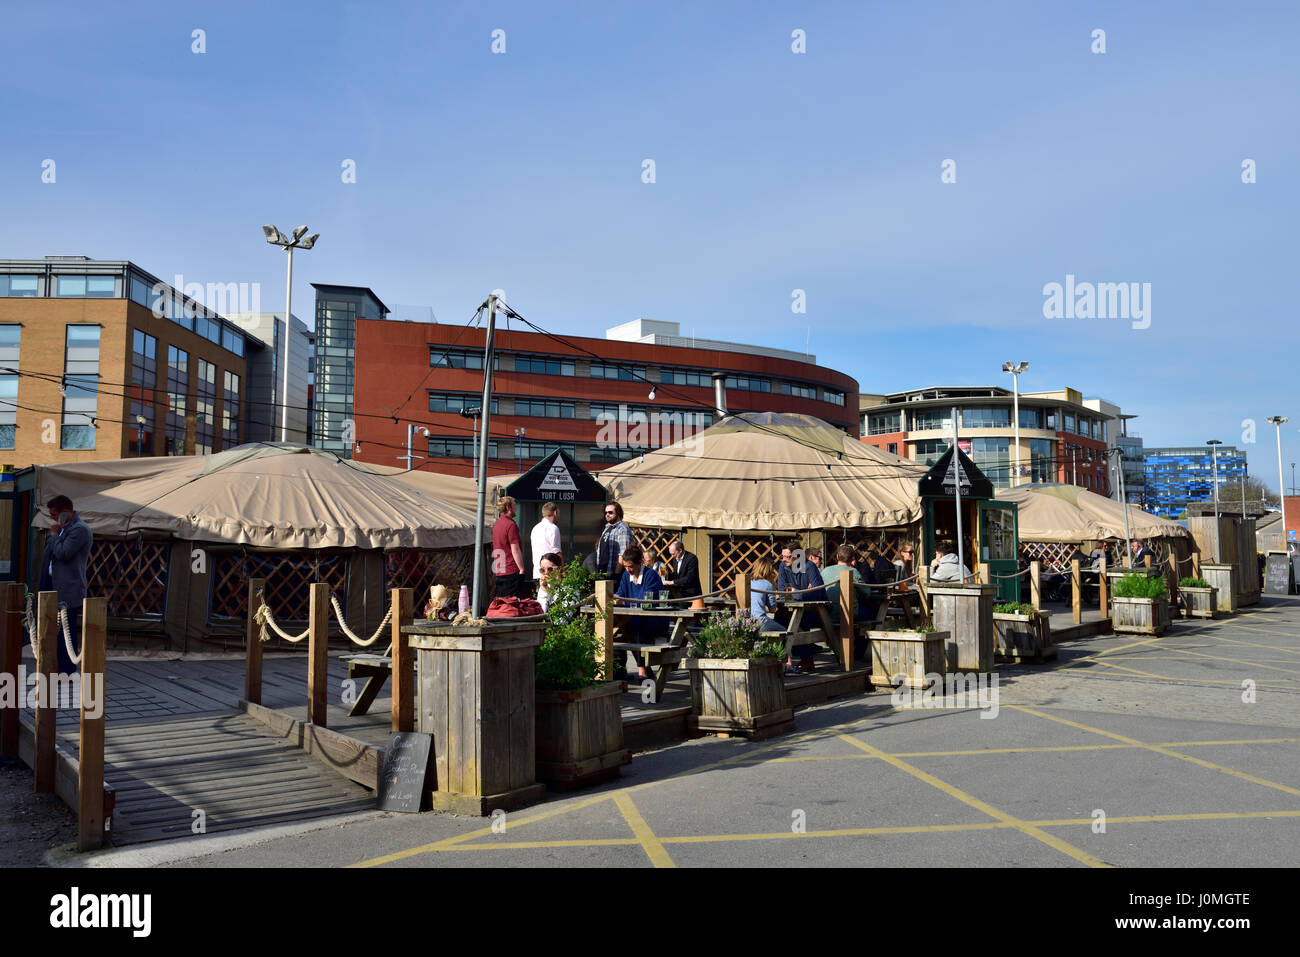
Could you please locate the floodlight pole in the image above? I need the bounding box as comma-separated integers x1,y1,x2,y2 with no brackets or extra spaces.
1114,448,1132,566
952,406,967,582
470,295,498,619
281,247,293,442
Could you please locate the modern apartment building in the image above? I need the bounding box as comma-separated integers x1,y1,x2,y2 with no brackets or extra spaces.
351,317,859,476
859,385,1118,492
311,283,390,458
1143,445,1247,519
225,311,313,443
0,257,256,466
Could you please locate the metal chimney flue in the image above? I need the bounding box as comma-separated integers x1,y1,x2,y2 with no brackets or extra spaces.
712,372,728,417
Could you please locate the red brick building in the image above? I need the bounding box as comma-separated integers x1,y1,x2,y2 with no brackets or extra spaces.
352,318,858,476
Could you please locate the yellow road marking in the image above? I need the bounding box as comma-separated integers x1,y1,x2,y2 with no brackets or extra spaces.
1224,623,1300,645
837,734,1110,868
1116,638,1300,676
1009,706,1300,797
614,792,675,867
1087,657,1295,689
753,737,1300,761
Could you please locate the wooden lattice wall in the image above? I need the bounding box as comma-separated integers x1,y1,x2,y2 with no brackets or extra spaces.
827,527,916,566
86,538,170,619
711,534,782,591
384,547,476,601
631,527,684,567
208,550,350,627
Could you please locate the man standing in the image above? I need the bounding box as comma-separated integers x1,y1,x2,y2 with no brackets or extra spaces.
530,501,562,581
39,495,92,675
595,501,632,578
661,538,702,608
492,496,526,599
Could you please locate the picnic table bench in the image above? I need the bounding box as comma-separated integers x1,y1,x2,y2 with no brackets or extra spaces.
340,646,393,717
580,604,708,699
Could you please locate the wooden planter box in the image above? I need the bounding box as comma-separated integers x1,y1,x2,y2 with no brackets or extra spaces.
992,611,1056,663
1110,596,1171,636
1180,586,1218,620
1200,564,1238,615
407,621,546,816
535,681,631,791
928,584,994,673
683,658,794,740
868,629,949,689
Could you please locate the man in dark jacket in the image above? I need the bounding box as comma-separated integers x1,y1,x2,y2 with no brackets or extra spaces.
661,538,702,606
39,495,93,674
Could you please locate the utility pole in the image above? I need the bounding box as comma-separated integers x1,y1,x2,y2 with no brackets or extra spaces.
470,295,498,620
952,406,966,581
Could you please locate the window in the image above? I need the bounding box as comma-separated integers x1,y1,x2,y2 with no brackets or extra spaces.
867,411,901,435
428,437,497,458
129,330,157,456
887,443,898,455
515,442,577,461
778,382,817,399
969,437,1010,488
1064,413,1076,434
0,275,39,297
428,392,495,415
822,389,845,406
222,371,241,449
514,399,575,418
1045,410,1057,430
196,316,222,345
1018,407,1044,430
61,325,100,450
724,374,770,393
130,275,152,308
0,326,19,450
588,445,639,463
911,410,952,431
222,327,244,356
430,348,492,370
515,355,575,376
195,359,216,455
659,368,713,388
589,363,645,382
913,438,951,465
962,407,1010,429
1029,439,1053,483
166,346,188,456
56,275,116,297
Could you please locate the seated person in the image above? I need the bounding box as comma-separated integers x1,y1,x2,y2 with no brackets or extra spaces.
799,546,827,602
659,537,704,609
537,552,563,612
776,540,803,593
929,541,973,584
821,545,875,661
614,545,670,680
1086,541,1109,571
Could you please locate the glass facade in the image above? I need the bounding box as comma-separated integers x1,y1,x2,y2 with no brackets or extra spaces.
222,370,240,450
195,358,216,455
428,392,495,415
0,325,19,449
60,325,99,450
166,345,188,456
129,329,157,456
314,286,388,458
1143,446,1247,519
969,436,1010,487
866,411,902,435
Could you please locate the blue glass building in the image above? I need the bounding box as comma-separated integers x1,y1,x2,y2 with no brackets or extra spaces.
1143,446,1247,519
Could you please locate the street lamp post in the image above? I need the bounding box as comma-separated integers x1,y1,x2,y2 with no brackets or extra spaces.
1002,361,1029,487
459,405,482,476
403,423,430,470
1267,416,1289,544
262,224,319,443
1207,439,1223,561
136,415,146,457
514,427,526,473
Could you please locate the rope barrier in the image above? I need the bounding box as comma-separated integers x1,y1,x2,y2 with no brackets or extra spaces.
988,567,1033,580
254,604,310,643
329,594,393,647
58,604,83,667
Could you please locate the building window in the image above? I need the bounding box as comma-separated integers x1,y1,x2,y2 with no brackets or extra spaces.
1063,413,1076,434
779,382,818,400
428,436,497,458
724,374,771,393
222,371,241,449
514,399,575,418
0,275,39,297
587,445,639,463
55,275,116,298
969,437,1010,487
166,345,189,456
589,363,645,382
60,325,101,450
430,348,493,370
911,410,952,432
514,356,575,376
0,325,19,449
428,392,495,415
867,411,902,435
195,359,216,455
913,438,951,465
887,442,898,455
1045,410,1057,430
129,329,157,456
515,442,577,462
658,368,713,388
222,327,244,356
822,389,845,406
961,407,1011,429
1029,439,1053,482
1019,407,1044,430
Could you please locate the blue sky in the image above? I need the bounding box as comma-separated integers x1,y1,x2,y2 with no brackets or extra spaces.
3,1,1298,486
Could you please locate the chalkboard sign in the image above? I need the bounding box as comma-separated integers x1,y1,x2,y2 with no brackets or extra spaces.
1263,553,1293,596
378,732,434,812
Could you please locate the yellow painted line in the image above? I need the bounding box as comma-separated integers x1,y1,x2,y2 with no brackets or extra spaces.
1087,657,1295,689
1222,624,1300,647
1116,637,1300,676
753,736,1300,762
1009,706,1300,798
837,734,1110,867
614,792,675,867
433,838,642,851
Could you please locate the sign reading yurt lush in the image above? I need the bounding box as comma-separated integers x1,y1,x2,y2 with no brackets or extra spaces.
507,450,606,505
917,446,993,500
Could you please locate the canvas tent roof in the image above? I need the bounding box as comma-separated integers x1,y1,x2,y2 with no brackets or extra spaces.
596,412,927,530
31,443,483,549
995,483,1194,543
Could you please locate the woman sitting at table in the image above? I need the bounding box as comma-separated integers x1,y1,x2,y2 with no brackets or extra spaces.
747,557,797,677
615,545,671,680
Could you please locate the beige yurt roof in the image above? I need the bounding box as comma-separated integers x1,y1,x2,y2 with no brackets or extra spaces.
32,443,482,549
596,412,927,530
995,483,1194,543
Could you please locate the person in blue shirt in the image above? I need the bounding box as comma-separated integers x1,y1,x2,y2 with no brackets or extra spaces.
614,545,669,680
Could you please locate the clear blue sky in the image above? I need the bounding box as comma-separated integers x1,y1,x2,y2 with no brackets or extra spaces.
3,1,1298,487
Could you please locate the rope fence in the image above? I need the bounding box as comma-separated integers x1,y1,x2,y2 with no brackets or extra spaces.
329,595,393,647
254,604,309,643
58,605,82,667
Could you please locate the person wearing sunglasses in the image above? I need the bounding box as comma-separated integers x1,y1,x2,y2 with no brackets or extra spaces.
595,501,631,578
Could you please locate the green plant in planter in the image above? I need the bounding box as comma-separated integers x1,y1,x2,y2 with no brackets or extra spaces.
690,611,785,660
994,601,1035,616
1113,572,1168,599
1179,577,1211,589
535,561,602,691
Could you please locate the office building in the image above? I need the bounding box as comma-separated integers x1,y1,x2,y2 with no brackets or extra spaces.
225,312,313,443
1144,446,1247,519
311,283,390,458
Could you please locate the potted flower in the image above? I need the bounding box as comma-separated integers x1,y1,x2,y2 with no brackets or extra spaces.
1111,572,1172,636
992,601,1056,663
683,611,794,739
1178,576,1218,619
534,561,631,790
866,622,950,690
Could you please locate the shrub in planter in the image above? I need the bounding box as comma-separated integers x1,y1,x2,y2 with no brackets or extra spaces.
685,611,793,739
992,602,1055,663
534,561,630,789
1111,571,1171,635
1113,572,1168,600
866,621,950,689
1177,576,1218,619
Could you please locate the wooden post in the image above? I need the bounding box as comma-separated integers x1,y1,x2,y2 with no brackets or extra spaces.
1071,559,1082,625
77,597,107,851
916,565,931,622
1144,554,1152,568
594,579,614,678
391,588,414,733
1098,555,1108,611
839,567,854,670
1192,553,1201,578
734,572,750,619
1029,561,1041,611
1168,551,1179,606
979,562,990,587
244,578,265,705
308,583,330,727
0,583,22,760
34,591,58,793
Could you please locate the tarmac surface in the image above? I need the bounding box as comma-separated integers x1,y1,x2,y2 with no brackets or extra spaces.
64,596,1300,869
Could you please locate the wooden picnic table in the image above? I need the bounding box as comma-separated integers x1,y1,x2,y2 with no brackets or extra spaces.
579,604,710,698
